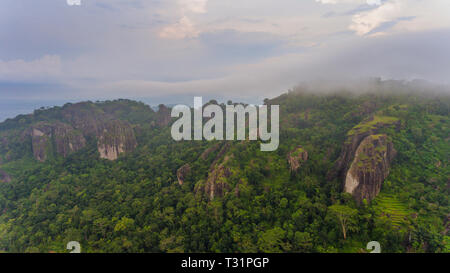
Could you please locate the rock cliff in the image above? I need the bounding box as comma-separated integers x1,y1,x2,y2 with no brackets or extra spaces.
28,102,137,162
31,122,86,162
204,157,232,200
329,115,400,203
344,134,396,204
96,120,137,160
192,143,233,200
176,163,191,185
287,146,308,173
155,104,172,127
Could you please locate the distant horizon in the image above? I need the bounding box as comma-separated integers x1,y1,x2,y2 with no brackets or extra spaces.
1,76,448,122
0,94,261,123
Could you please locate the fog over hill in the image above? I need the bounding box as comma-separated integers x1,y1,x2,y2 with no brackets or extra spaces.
1,78,449,122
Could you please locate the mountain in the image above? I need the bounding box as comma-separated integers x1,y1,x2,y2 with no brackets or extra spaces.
0,82,448,253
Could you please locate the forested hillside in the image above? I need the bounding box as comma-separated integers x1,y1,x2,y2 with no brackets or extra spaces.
0,81,448,253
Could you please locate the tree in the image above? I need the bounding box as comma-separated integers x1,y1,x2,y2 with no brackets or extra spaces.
327,204,358,240
257,227,286,253
114,217,135,233
294,231,313,252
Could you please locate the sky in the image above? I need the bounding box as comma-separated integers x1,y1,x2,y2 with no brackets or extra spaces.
1,0,450,119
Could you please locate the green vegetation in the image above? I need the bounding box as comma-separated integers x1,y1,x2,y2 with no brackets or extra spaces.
0,83,448,253
372,194,411,228
348,115,399,136
327,204,358,240
291,147,306,158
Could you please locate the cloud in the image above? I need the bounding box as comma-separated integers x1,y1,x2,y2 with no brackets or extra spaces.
159,16,199,39
2,0,450,109
316,0,381,5
350,0,404,35
179,0,208,14
0,55,62,82
348,0,450,36
88,29,450,103
158,0,209,39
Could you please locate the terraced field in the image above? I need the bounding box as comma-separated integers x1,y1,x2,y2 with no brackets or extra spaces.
373,193,412,228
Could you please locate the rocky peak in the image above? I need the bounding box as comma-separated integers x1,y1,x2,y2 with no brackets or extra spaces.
329,115,400,204
28,102,138,162
53,122,87,158
328,115,400,181
176,164,191,185
196,143,232,200
344,134,396,204
31,122,86,162
60,102,103,135
204,157,232,200
155,104,171,127
287,146,308,173
31,124,52,162
97,120,137,160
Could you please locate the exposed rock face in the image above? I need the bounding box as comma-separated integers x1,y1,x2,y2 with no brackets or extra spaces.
304,109,310,121
344,134,396,204
234,180,242,197
31,122,86,162
328,115,400,181
60,102,104,135
287,146,308,173
0,101,151,164
201,143,232,200
31,125,52,162
187,142,233,199
59,102,137,160
53,123,87,157
176,164,191,185
204,158,232,200
97,120,137,160
155,104,171,127
328,115,400,204
29,103,137,162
